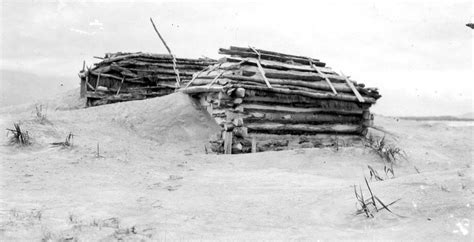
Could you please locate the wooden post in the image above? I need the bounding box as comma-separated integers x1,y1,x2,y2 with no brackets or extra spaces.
251,136,257,153
150,17,181,87
116,77,125,95
95,72,101,92
80,76,86,98
223,131,233,154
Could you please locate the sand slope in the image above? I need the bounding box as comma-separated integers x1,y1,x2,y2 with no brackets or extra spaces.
0,91,472,240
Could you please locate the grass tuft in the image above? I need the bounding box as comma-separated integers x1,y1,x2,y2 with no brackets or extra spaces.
6,123,31,146
35,104,49,124
51,132,74,148
366,135,407,163
354,177,403,218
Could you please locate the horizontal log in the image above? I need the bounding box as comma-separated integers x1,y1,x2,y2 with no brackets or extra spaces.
133,68,195,76
98,52,216,65
244,111,362,124
129,66,204,72
219,48,326,67
243,96,370,112
89,71,122,80
240,66,349,83
229,46,321,62
132,57,216,66
246,122,363,135
243,133,365,152
224,57,336,75
109,63,138,78
191,76,379,98
240,103,364,115
234,84,376,103
180,85,224,94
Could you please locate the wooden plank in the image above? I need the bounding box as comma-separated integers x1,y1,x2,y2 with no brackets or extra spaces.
310,63,337,94
340,71,364,103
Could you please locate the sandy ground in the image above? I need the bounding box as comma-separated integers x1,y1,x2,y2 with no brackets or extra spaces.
0,91,472,240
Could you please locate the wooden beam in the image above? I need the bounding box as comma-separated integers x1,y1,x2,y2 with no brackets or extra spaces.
116,77,125,95
340,71,365,103
229,46,321,62
251,136,257,153
180,85,223,94
225,56,336,74
193,75,378,98
246,122,362,134
240,65,348,83
249,46,272,88
310,63,337,94
95,72,101,92
240,103,364,115
150,17,181,87
206,71,225,89
223,131,233,154
235,84,376,103
219,48,326,67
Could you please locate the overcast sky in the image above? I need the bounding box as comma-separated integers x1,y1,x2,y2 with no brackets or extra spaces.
0,0,472,116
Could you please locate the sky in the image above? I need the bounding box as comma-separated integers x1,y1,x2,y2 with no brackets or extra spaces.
0,0,473,116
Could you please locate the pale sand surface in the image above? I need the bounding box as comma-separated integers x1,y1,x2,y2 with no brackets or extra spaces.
0,91,472,240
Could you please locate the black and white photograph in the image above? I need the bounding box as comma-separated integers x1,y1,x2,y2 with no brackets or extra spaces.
0,0,472,240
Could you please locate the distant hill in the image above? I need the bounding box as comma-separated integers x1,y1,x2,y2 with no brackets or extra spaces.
0,69,76,108
458,112,474,119
399,115,474,121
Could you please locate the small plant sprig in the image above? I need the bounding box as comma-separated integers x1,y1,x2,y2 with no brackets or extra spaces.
368,163,395,181
6,123,31,146
354,177,403,218
368,165,384,181
34,104,49,124
366,135,407,163
96,142,104,158
50,132,74,148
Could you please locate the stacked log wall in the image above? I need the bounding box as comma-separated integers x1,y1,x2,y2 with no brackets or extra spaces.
182,46,380,154
79,52,216,107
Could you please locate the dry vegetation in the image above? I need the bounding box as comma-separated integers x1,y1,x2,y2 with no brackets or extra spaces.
354,178,402,218
50,132,74,148
6,123,30,146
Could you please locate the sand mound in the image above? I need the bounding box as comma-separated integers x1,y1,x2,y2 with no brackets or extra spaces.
101,92,221,147
0,90,220,151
